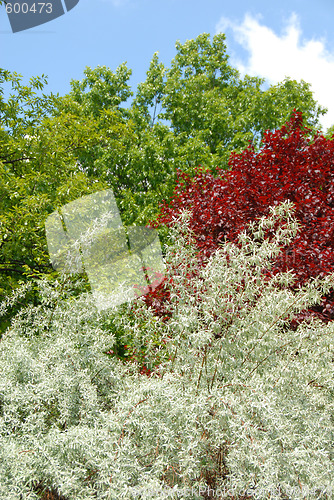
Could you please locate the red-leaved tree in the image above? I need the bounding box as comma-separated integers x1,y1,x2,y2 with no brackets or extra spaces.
148,112,334,323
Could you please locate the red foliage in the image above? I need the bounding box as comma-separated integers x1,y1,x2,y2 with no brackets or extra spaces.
149,112,334,323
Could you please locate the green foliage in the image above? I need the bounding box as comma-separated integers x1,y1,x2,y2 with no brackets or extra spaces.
69,64,133,118
0,70,108,311
134,33,327,167
325,124,334,139
0,202,334,498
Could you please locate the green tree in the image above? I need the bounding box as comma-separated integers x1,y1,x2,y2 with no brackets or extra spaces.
68,64,133,118
0,70,108,315
65,65,178,226
134,33,326,166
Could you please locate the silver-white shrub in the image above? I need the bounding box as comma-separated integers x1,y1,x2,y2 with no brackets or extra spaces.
0,201,333,499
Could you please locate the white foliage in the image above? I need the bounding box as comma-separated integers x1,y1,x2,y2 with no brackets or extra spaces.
0,201,333,499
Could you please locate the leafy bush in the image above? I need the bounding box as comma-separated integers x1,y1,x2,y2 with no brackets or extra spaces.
153,112,334,323
0,202,334,499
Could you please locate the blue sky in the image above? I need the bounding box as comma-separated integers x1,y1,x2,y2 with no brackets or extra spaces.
1,0,334,130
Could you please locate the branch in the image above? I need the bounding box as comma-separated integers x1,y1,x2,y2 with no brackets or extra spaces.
2,157,36,165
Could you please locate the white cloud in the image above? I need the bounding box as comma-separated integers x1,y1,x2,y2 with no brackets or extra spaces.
216,13,334,131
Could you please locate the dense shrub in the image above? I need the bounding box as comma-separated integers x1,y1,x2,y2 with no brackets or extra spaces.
0,202,334,499
151,112,334,323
